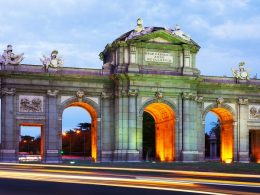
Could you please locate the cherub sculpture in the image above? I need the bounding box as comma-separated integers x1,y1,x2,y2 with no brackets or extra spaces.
231,62,250,80
40,50,63,70
0,45,24,65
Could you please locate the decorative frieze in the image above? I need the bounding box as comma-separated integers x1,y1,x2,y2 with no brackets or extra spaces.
19,95,43,112
47,89,59,97
249,105,260,119
2,88,16,96
238,98,248,105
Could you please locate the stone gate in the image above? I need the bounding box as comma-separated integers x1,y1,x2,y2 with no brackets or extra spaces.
1,20,260,163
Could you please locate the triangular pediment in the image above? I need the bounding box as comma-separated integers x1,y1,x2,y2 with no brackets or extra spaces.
127,30,198,47
148,37,171,43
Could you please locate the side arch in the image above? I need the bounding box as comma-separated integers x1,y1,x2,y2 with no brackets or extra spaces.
58,97,100,161
202,103,236,163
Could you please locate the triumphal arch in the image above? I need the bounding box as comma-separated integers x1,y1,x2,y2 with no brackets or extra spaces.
1,19,260,163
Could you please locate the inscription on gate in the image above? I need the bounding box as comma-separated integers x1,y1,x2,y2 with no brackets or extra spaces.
145,51,173,63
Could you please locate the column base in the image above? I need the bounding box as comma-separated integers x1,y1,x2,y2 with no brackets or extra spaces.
182,150,200,162
42,150,61,164
239,151,249,163
0,149,18,163
113,150,140,162
101,150,113,161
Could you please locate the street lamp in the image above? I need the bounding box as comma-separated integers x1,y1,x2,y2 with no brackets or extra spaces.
62,131,72,155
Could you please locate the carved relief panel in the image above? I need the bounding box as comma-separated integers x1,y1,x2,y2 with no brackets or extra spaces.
249,105,260,119
19,95,43,112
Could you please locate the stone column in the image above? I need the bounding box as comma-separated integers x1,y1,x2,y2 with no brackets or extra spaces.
43,89,61,163
0,88,17,162
238,98,249,162
101,92,114,161
181,92,199,162
127,89,139,161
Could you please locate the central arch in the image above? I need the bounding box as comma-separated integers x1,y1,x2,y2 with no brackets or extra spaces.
61,101,98,161
143,102,176,162
204,105,234,163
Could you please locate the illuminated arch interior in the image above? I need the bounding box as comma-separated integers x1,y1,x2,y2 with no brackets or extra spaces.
211,108,234,163
66,102,97,161
144,102,175,162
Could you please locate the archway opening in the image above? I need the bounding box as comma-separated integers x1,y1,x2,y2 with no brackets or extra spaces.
249,129,260,163
143,102,175,162
19,124,43,162
205,108,234,163
62,102,97,161
205,112,220,160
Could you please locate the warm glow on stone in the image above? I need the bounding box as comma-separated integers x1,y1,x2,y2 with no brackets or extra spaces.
144,103,175,162
68,102,97,161
211,108,234,163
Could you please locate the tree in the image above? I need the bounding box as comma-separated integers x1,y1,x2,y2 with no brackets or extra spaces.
209,120,221,157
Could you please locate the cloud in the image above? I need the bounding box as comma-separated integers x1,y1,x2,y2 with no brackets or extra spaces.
212,17,260,39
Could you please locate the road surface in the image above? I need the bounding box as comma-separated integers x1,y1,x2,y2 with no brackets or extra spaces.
0,163,259,195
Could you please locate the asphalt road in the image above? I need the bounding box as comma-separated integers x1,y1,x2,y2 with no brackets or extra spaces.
0,178,195,195
0,163,259,195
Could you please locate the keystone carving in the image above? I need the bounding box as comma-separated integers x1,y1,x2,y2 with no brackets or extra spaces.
216,97,224,105
155,91,163,99
2,88,16,96
47,89,59,97
76,90,85,101
238,98,248,105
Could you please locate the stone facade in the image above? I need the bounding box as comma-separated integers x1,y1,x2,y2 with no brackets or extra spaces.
0,25,260,163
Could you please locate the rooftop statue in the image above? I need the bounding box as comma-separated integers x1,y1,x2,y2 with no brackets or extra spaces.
172,24,191,41
232,62,250,80
40,50,63,70
135,18,144,33
0,45,24,65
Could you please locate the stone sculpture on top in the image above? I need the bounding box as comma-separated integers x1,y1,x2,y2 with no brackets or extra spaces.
40,50,63,70
232,62,250,80
0,45,24,65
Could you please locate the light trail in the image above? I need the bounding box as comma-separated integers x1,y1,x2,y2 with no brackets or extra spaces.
1,162,259,179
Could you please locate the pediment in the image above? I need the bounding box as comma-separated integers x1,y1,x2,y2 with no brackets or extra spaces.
148,37,171,43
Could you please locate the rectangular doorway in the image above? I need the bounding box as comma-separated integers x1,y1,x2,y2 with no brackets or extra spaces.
19,125,43,162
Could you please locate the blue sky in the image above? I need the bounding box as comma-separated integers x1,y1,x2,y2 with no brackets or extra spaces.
1,0,259,76
3,0,258,136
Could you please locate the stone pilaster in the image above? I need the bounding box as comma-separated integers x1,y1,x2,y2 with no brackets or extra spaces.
0,88,17,162
43,89,61,163
113,89,129,161
127,89,139,161
101,92,114,161
181,92,200,162
238,98,249,162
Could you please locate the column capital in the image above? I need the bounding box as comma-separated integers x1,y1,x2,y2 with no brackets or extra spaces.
238,98,248,105
1,88,16,96
101,92,113,99
47,89,59,97
128,89,138,97
182,92,196,100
